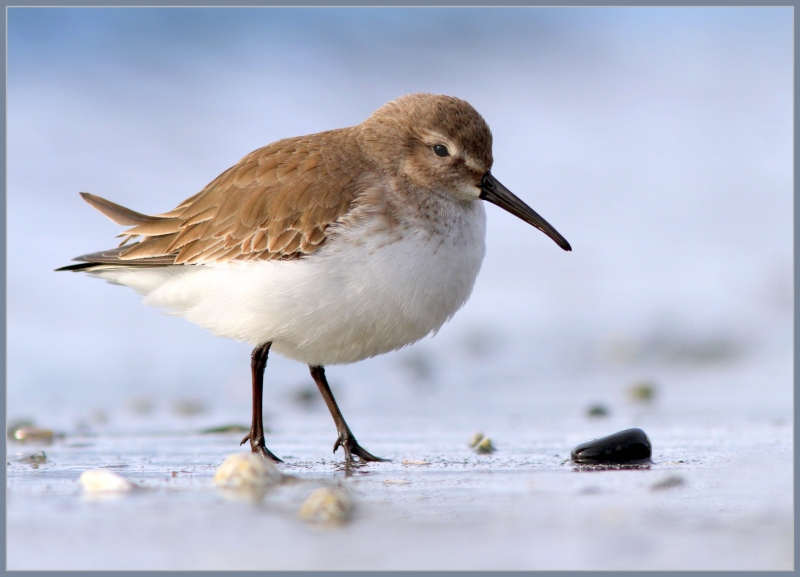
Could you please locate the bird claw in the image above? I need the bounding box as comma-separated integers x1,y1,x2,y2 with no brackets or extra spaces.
333,431,389,462
240,431,283,463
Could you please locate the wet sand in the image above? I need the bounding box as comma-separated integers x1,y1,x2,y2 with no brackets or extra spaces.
7,346,792,570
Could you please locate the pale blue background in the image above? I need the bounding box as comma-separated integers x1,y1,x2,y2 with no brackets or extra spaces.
7,8,792,429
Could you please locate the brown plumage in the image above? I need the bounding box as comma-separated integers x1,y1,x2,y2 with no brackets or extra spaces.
98,127,364,265
69,93,495,269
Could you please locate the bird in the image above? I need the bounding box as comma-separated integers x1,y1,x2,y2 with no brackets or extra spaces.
58,93,571,464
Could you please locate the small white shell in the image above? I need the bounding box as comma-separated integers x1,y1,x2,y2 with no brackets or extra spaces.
79,470,135,493
383,479,411,485
213,452,283,490
474,437,496,454
468,432,485,448
299,487,353,525
402,459,430,465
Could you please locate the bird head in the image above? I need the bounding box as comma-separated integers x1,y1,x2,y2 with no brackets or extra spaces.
358,93,571,251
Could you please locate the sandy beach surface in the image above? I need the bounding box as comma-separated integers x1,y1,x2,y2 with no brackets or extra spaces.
7,325,792,570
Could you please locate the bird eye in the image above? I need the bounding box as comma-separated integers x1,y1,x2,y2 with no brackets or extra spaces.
433,144,449,157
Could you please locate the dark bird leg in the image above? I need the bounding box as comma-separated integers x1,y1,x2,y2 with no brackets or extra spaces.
309,365,388,463
240,342,282,463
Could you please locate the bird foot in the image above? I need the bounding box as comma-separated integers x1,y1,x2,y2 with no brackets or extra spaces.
333,431,389,462
240,431,283,463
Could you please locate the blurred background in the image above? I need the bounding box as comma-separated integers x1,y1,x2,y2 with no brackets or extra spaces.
7,8,792,436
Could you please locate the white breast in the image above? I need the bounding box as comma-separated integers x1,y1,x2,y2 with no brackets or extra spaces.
95,200,487,366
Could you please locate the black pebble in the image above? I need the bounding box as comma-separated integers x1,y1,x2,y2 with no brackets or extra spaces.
571,428,652,464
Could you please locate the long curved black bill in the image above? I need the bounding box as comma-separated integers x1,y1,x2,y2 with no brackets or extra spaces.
479,172,572,251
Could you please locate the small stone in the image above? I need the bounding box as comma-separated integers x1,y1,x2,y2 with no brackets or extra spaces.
8,425,54,444
468,432,485,448
587,404,609,417
400,350,435,381
571,428,652,464
213,452,283,490
16,450,47,464
474,437,496,454
172,398,207,416
299,487,353,525
200,424,250,434
292,386,320,408
627,380,657,402
80,469,135,493
651,475,686,491
127,397,155,415
402,459,430,465
383,479,410,485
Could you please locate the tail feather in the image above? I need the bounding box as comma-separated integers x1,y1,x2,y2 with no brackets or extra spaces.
58,194,182,272
56,246,177,271
55,262,100,272
80,192,166,226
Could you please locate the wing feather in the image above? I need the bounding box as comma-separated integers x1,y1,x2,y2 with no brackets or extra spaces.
67,127,368,269
119,233,181,260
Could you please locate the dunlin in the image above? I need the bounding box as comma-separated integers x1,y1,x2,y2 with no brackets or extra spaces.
58,93,571,463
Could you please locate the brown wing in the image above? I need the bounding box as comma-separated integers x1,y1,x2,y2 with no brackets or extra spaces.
78,127,367,267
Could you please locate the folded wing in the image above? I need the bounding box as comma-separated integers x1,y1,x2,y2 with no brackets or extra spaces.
62,127,365,270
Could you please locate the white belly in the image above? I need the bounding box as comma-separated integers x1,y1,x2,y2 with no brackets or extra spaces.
95,201,486,365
